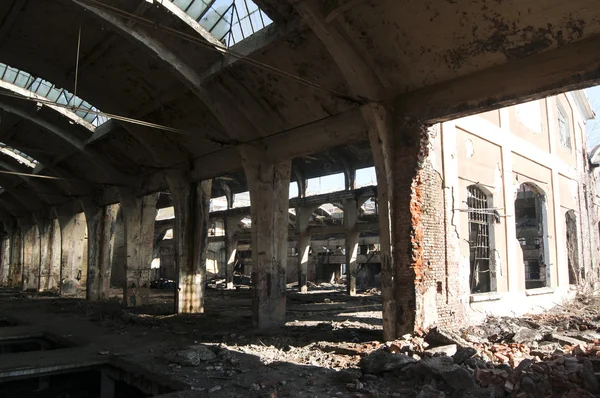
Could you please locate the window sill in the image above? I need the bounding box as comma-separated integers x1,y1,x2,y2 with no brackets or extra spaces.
525,287,554,296
470,292,503,303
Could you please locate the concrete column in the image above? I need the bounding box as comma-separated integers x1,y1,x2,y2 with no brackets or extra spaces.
120,193,157,307
225,217,238,290
344,199,359,296
240,145,291,329
296,207,312,293
167,174,212,314
22,223,40,291
499,107,519,292
0,228,10,285
8,226,22,288
365,104,431,340
58,213,87,296
84,204,119,301
39,219,61,292
101,371,116,398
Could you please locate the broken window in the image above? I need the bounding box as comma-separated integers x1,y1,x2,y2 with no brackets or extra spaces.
467,186,492,293
565,210,580,285
558,101,572,150
515,183,549,289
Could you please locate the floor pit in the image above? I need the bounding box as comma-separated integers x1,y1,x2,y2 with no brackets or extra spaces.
0,364,180,398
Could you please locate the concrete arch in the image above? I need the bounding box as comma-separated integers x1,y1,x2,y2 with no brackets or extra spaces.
0,98,129,185
70,0,275,145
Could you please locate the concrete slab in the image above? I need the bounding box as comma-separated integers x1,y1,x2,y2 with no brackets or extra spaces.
0,346,107,381
0,326,45,341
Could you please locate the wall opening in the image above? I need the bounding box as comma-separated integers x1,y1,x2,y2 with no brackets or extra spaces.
515,183,549,289
565,210,580,285
467,186,493,293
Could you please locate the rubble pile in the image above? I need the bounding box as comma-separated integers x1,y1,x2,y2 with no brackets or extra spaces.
349,296,600,397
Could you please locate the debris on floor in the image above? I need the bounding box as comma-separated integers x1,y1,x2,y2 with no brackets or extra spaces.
4,287,600,397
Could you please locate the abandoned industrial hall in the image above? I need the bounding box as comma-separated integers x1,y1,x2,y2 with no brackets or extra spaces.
1,0,600,397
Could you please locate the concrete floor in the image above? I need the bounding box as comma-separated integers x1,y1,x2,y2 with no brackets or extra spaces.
0,287,386,397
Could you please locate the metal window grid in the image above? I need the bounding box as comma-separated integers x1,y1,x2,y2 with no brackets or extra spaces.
467,186,491,293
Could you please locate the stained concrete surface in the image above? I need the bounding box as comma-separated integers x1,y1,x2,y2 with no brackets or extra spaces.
0,286,385,397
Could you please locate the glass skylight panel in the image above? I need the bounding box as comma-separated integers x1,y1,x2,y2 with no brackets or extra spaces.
0,62,108,128
0,143,38,168
168,0,272,47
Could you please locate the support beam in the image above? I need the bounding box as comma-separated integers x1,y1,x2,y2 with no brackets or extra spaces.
395,34,600,124
120,192,157,307
365,104,431,339
0,0,27,46
344,199,359,296
84,202,118,301
167,171,212,314
38,217,61,292
224,216,239,290
57,212,87,296
296,207,312,293
22,223,40,291
8,224,22,288
240,145,291,329
0,99,130,185
0,226,10,285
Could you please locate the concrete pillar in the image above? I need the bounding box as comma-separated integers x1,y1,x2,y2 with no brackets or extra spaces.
345,199,359,296
22,223,40,291
85,204,119,301
101,371,115,398
225,217,238,290
8,226,22,288
240,145,291,329
58,213,87,296
120,192,157,307
39,219,61,292
0,228,10,285
365,104,431,340
296,207,312,293
167,173,212,314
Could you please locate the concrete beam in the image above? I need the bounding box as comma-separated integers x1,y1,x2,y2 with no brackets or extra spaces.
396,34,600,124
0,0,28,47
0,99,131,185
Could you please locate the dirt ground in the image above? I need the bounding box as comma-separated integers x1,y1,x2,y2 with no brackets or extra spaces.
3,285,600,397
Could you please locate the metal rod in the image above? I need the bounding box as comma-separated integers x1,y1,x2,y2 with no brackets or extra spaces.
73,26,82,104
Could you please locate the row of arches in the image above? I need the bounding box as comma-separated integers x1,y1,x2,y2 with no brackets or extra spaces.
467,182,579,294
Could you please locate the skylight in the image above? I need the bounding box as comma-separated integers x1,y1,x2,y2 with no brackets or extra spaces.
0,143,37,168
0,63,108,129
170,0,273,47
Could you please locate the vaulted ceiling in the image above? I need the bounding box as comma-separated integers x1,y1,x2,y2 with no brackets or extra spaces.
0,0,598,221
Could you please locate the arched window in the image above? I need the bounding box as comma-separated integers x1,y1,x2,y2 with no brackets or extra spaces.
467,186,493,293
514,183,549,289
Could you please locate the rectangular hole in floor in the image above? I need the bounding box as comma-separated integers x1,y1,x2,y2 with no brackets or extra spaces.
0,334,75,355
0,364,182,397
